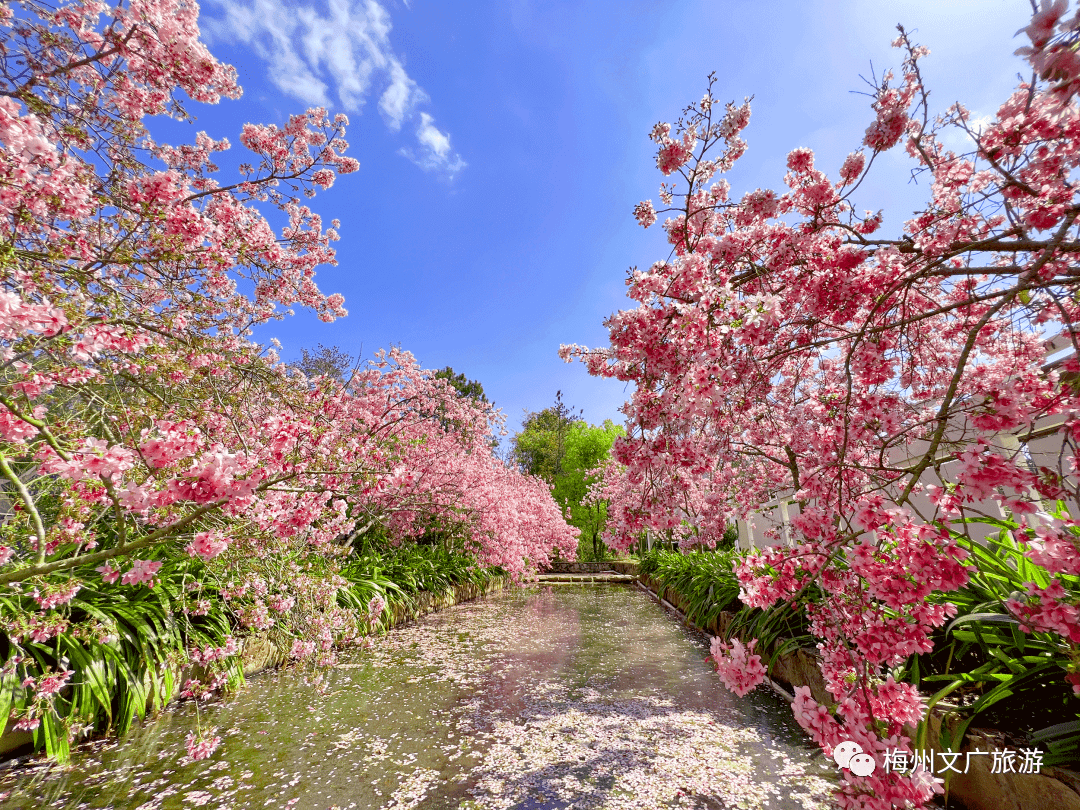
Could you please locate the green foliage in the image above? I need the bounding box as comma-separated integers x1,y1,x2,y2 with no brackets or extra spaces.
341,542,500,597
553,420,624,561
1,535,506,763
338,540,504,628
638,548,743,629
724,600,816,678
511,391,581,483
295,343,355,382
638,547,820,678
430,366,493,448
641,516,1080,768
898,514,1080,768
719,523,740,549
0,553,242,763
511,392,623,561
433,367,488,404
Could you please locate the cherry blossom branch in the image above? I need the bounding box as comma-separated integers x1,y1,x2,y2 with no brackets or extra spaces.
0,450,47,557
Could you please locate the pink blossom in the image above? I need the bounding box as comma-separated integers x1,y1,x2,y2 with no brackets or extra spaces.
839,151,866,183
368,594,386,620
290,639,316,660
96,562,121,584
709,637,766,697
559,12,1080,808
188,636,239,665
24,669,73,698
185,730,221,760
1019,0,1068,49
268,595,295,612
186,530,230,562
633,200,657,228
32,581,81,610
786,147,815,173
121,559,162,588
1067,671,1080,696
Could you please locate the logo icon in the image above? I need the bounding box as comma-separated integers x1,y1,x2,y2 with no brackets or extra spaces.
833,740,877,777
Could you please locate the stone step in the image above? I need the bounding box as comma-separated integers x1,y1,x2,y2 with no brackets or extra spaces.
534,573,637,583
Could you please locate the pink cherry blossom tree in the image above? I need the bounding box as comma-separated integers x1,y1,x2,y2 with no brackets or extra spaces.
0,0,575,586
563,3,1080,807
0,0,577,754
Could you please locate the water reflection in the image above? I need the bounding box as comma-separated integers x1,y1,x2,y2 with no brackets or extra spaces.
0,585,837,809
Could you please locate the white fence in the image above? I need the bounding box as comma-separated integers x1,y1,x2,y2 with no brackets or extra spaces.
735,335,1078,550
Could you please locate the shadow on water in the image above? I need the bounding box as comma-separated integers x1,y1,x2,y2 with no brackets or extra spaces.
0,585,838,810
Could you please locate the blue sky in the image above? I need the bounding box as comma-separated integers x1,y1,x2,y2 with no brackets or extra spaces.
183,0,1029,445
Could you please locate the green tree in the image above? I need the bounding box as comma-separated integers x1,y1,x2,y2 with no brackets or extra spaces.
511,391,580,482
511,393,623,560
553,420,625,561
296,343,355,382
434,367,488,405
431,366,497,452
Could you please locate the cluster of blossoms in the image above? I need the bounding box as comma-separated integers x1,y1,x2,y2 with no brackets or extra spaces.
179,672,228,702
185,729,222,761
563,6,1080,808
0,0,578,761
368,594,387,621
187,530,230,562
11,668,73,732
188,637,240,666
708,637,766,697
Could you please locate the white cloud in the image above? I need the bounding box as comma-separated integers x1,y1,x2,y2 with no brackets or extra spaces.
417,113,450,157
379,57,422,130
204,0,464,175
937,113,994,154
399,113,467,178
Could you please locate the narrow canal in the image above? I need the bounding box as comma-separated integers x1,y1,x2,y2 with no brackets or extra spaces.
0,585,838,809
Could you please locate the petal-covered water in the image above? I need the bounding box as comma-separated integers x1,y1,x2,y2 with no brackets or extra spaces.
0,585,838,809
